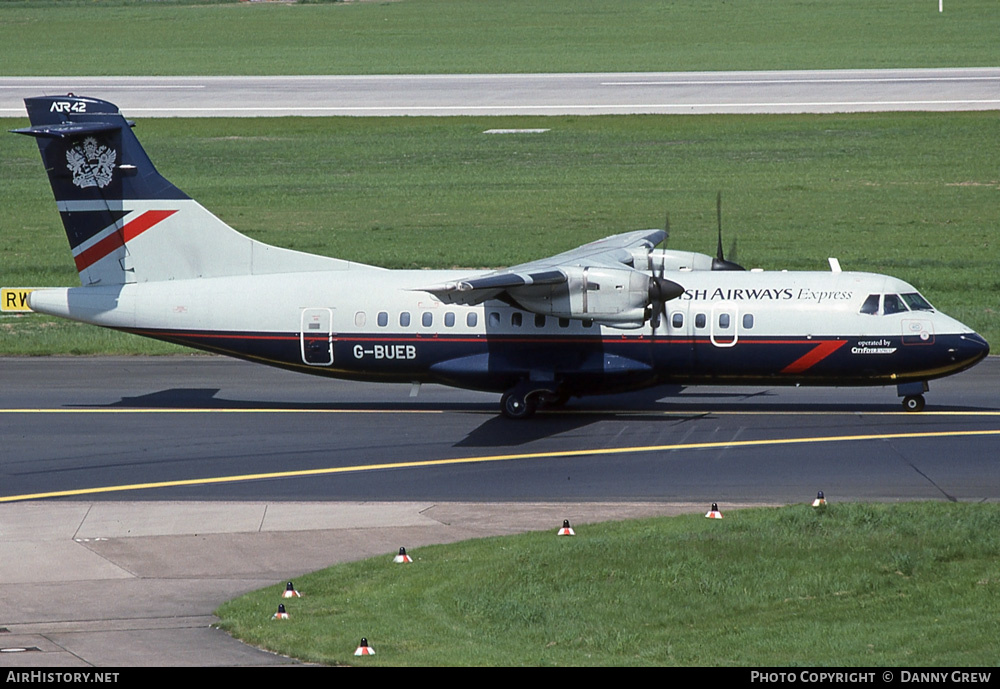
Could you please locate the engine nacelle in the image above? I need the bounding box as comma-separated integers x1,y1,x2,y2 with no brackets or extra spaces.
648,249,716,272
510,265,651,327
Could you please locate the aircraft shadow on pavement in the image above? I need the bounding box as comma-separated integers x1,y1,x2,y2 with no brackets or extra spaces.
80,387,498,413
79,387,994,450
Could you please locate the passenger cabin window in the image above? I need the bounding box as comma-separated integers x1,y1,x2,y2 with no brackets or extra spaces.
511,312,522,327
535,314,546,328
695,313,706,329
718,313,731,329
489,312,501,327
377,311,388,327
445,312,455,327
559,318,570,328
671,312,683,329
355,311,366,327
742,313,754,329
467,312,478,328
860,294,880,315
399,312,411,327
422,312,433,327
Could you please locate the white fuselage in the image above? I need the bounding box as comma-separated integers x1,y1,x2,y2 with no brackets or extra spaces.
29,265,987,394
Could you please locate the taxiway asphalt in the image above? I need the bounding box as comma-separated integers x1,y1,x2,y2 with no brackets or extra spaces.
3,356,1000,504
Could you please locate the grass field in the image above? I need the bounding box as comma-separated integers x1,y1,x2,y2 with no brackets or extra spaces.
215,502,1000,666
0,0,998,75
2,112,997,353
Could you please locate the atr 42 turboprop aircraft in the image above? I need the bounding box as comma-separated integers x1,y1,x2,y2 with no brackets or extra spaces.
13,95,990,418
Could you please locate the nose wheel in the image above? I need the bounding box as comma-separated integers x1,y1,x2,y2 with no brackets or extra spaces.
898,381,929,413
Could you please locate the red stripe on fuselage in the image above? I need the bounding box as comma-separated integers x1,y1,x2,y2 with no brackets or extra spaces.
73,210,177,272
780,340,846,374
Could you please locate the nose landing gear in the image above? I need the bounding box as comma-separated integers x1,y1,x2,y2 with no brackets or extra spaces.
897,381,929,413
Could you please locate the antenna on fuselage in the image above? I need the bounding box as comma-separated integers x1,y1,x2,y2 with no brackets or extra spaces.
711,191,745,271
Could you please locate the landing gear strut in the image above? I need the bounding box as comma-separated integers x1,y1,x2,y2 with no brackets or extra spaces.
537,390,570,409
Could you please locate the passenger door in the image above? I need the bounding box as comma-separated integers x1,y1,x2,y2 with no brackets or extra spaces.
300,307,334,366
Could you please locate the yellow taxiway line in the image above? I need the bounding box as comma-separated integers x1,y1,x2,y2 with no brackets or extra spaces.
2,425,999,503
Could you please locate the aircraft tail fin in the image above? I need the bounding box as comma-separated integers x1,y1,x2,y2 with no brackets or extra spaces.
14,95,354,286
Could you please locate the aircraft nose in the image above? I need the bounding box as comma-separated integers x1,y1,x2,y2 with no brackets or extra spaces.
959,332,990,365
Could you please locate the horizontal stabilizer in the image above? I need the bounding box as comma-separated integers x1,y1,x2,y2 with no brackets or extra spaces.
11,122,122,139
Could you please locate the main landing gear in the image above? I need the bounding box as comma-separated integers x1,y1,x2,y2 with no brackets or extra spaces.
500,390,537,419
897,381,929,413
500,384,569,419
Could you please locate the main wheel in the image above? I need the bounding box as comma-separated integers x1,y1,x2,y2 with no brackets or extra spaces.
500,391,537,419
902,394,925,412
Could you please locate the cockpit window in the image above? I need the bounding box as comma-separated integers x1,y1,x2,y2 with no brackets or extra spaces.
860,294,880,315
860,292,931,316
901,292,934,312
883,294,907,315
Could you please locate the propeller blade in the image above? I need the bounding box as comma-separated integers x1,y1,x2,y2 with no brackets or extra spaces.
647,275,683,329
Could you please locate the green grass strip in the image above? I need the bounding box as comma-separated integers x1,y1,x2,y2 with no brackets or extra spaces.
216,502,1000,666
0,0,997,75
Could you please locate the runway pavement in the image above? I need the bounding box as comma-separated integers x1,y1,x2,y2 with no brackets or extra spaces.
2,69,999,117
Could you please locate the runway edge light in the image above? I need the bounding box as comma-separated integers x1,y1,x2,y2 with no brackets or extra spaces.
283,581,301,598
812,491,828,508
272,604,289,620
706,503,724,519
355,638,375,656
557,519,576,536
394,547,413,563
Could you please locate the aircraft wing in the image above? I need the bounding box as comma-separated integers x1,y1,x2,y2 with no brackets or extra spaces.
421,229,667,307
